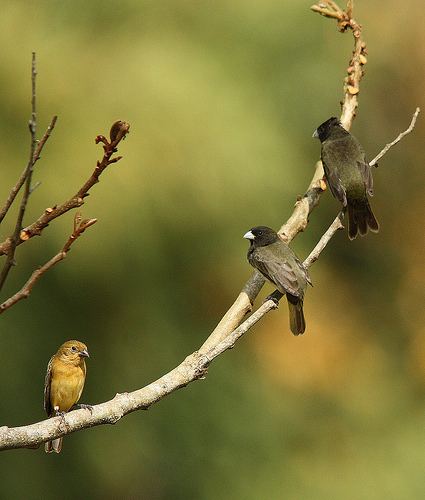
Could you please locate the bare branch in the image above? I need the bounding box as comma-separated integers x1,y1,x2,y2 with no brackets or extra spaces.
2,104,414,447
310,2,343,20
32,115,58,164
0,209,352,450
346,0,354,19
303,213,344,269
0,118,57,225
0,120,130,257
0,4,419,452
0,295,279,451
310,1,367,128
0,54,38,291
30,52,37,157
369,107,420,167
199,0,366,354
0,213,97,315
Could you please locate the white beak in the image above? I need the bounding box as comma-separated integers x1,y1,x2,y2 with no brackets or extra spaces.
243,230,255,240
312,129,319,139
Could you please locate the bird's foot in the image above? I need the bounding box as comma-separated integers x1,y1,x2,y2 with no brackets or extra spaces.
54,409,67,430
265,290,283,307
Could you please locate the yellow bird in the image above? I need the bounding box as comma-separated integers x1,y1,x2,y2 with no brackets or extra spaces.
44,340,89,453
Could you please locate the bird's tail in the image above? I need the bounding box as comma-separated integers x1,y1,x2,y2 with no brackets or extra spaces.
45,437,63,453
347,197,379,240
287,294,305,335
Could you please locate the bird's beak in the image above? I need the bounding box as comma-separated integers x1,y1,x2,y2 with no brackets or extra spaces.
312,129,319,139
243,230,255,240
79,349,90,358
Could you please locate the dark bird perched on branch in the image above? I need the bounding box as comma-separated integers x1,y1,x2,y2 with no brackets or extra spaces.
313,117,379,240
44,340,90,453
244,226,311,335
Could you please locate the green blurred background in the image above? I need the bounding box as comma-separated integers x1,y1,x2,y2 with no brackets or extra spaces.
1,1,424,498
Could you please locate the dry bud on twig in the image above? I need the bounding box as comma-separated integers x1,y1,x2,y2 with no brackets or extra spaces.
0,120,130,257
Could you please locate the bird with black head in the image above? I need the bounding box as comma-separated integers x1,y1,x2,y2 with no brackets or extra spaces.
244,226,311,335
313,117,379,240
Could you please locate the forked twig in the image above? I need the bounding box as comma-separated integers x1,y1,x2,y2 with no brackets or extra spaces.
0,214,97,314
0,2,420,452
0,120,129,257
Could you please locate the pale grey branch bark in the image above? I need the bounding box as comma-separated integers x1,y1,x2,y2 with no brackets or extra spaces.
303,214,344,269
0,2,420,452
1,95,418,455
369,107,420,167
199,0,365,354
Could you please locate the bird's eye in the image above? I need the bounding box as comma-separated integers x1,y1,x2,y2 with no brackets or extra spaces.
258,231,262,236
71,346,78,352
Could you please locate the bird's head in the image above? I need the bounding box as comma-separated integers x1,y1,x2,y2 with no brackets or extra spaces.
57,340,89,363
312,116,345,142
243,226,278,247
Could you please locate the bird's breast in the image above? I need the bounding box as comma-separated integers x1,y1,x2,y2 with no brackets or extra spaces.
50,363,86,412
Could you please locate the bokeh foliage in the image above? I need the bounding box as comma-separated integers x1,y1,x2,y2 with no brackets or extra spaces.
1,1,424,498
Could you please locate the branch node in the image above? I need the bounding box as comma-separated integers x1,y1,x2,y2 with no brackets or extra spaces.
108,156,122,165
19,230,30,241
1,212,97,315
95,135,108,145
1,5,421,452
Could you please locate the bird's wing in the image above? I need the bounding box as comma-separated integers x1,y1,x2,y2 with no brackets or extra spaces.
251,245,307,297
44,356,54,416
293,254,312,287
321,153,347,206
357,158,374,196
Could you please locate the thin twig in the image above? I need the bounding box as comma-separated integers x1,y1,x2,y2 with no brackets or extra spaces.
280,107,421,272
32,115,58,163
208,214,346,352
369,108,420,167
328,0,343,12
311,1,366,128
0,2,420,452
0,116,57,225
0,54,38,291
199,0,365,354
346,0,353,18
0,120,130,257
204,300,279,358
270,106,421,283
0,214,97,314
0,210,358,450
310,5,342,20
303,214,344,269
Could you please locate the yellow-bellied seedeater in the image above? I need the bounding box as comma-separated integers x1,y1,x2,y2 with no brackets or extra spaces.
44,340,89,453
